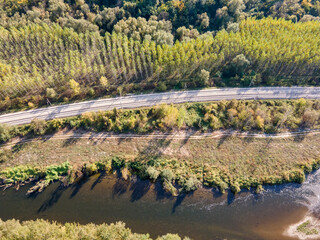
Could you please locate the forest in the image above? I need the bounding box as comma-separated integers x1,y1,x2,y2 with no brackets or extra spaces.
1,0,320,110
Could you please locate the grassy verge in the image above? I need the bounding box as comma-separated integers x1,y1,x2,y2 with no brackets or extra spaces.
0,218,187,240
1,132,320,195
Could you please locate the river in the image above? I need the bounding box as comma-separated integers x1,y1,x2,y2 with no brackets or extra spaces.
2,170,320,240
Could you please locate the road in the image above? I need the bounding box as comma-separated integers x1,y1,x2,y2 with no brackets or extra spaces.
1,87,320,126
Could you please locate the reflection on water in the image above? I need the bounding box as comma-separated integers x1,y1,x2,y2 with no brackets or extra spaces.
3,170,320,240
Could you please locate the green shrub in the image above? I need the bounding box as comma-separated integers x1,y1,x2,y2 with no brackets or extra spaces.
157,82,167,92
297,220,319,235
111,157,125,169
182,177,201,192
0,166,41,184
0,124,12,143
146,166,160,182
160,169,175,182
45,162,70,183
30,118,47,135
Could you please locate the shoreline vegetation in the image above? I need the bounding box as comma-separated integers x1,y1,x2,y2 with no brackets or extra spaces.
287,215,320,239
0,218,188,240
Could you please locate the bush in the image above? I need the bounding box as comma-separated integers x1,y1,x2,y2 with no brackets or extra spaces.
160,169,175,182
45,162,70,183
157,82,167,92
111,157,125,169
69,79,80,95
0,166,41,184
0,124,12,143
182,177,201,192
30,118,47,135
146,166,160,182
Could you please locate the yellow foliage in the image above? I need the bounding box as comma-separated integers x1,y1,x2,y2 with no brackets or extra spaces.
173,0,185,11
69,79,80,95
255,115,265,129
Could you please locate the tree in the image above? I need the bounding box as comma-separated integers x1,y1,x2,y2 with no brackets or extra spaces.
69,79,80,95
223,54,250,77
197,69,210,86
46,88,57,99
99,76,109,88
0,124,11,143
113,16,174,45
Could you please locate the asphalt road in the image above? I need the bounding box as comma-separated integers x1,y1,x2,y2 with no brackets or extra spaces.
1,87,320,126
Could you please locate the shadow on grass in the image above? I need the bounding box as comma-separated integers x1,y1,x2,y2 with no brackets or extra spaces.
63,131,86,147
217,133,231,149
11,141,27,153
179,130,197,147
117,135,134,145
136,137,173,161
294,130,308,142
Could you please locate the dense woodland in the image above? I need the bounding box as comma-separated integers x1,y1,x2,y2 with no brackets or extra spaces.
1,0,320,110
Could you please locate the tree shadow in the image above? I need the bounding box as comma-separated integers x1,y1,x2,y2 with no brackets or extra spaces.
211,188,224,199
37,185,64,213
227,191,235,205
129,178,151,202
91,172,106,190
112,178,129,198
172,192,192,214
217,133,231,149
69,176,89,199
11,141,27,153
136,137,173,161
116,135,133,145
179,130,197,147
63,131,86,147
294,131,308,142
243,135,255,143
38,132,56,142
153,180,173,201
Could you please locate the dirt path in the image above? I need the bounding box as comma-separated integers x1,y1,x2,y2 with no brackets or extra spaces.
2,129,320,148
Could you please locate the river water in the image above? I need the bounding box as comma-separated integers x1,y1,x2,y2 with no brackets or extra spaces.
1,170,320,240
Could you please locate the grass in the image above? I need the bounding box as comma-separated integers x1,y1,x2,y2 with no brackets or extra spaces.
1,131,320,193
297,220,319,235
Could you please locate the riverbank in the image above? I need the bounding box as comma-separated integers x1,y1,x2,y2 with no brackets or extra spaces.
1,129,320,194
0,172,312,240
0,218,187,240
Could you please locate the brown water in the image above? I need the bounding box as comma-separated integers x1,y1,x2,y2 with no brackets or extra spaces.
0,173,317,240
